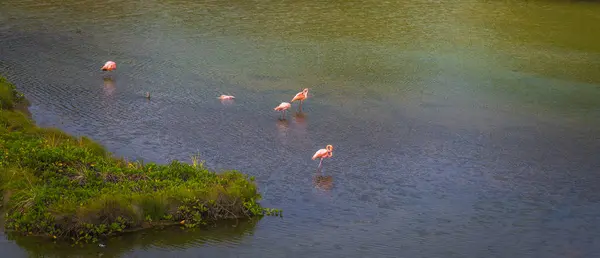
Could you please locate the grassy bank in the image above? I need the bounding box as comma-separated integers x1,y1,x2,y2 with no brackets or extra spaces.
0,76,279,243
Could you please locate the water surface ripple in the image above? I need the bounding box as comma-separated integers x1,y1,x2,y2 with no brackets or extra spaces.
1,0,600,257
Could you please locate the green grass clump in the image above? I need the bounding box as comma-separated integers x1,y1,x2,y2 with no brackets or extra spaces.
0,77,281,244
0,76,25,110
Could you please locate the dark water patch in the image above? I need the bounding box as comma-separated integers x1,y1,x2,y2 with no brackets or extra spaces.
5,219,259,258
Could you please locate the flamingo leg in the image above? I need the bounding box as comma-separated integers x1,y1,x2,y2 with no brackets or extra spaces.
318,158,323,169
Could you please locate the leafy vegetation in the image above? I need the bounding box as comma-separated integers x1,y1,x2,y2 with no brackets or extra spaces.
0,77,281,244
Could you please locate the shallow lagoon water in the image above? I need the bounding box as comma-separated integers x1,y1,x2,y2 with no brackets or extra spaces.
1,1,600,257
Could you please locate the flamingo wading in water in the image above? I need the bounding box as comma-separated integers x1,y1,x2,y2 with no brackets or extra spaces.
312,144,334,169
274,102,291,120
291,88,309,111
101,61,117,71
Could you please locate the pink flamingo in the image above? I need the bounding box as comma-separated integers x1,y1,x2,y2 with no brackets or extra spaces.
291,88,309,111
101,61,117,71
218,95,235,100
312,144,334,169
274,102,291,120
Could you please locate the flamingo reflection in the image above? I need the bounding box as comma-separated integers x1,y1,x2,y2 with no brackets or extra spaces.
293,111,306,125
313,174,333,191
276,119,289,136
102,77,115,96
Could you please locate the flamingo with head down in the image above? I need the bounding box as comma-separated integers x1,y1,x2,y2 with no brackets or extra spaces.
274,102,291,120
218,95,235,100
101,61,116,71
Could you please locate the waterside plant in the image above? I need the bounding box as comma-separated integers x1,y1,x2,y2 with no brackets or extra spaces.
0,76,281,244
